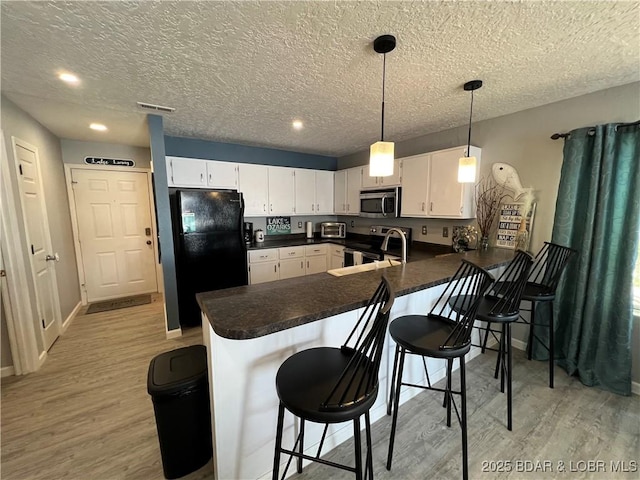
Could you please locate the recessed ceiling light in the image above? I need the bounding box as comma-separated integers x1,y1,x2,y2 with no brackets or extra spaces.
58,72,80,85
292,120,304,130
90,123,108,132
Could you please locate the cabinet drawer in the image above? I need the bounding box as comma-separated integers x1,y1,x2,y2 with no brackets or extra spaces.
305,244,328,256
329,244,345,256
279,246,305,259
248,249,278,263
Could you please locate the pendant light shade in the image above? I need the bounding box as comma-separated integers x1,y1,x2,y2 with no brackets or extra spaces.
369,35,396,177
458,79,483,183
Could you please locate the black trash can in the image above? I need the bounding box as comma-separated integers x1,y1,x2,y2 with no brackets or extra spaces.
147,345,212,479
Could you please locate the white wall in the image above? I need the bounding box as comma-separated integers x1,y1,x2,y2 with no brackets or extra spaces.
60,139,151,168
1,95,81,360
339,82,640,385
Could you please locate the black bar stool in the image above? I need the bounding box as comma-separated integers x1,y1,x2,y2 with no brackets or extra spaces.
450,250,534,431
386,260,493,480
518,242,576,388
272,276,394,480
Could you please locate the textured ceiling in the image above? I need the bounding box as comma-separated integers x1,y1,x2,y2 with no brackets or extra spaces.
1,1,639,156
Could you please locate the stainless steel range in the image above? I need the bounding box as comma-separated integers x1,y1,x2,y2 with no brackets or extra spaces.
343,225,412,266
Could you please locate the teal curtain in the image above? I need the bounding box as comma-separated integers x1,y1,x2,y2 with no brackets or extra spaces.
551,123,640,395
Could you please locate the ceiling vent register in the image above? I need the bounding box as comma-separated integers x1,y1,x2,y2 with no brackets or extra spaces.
136,102,176,113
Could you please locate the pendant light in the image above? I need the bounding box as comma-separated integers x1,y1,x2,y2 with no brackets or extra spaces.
369,34,396,177
458,79,483,183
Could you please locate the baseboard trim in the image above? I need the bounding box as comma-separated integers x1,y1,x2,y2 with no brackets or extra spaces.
512,337,527,351
37,350,47,369
1,366,15,378
166,327,182,340
632,381,640,396
61,301,82,334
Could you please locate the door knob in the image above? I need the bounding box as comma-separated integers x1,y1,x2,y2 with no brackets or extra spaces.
146,240,152,245
45,254,59,262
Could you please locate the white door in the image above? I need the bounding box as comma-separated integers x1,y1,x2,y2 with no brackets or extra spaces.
71,169,157,302
268,167,295,215
346,167,362,215
428,149,465,217
401,154,430,217
294,169,315,215
315,171,334,214
13,138,61,351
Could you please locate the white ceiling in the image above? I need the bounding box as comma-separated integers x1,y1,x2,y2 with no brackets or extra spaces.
1,1,639,156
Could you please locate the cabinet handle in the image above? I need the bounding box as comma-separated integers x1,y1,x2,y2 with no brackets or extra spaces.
342,203,345,211
316,203,319,211
274,265,277,273
422,202,425,211
312,204,314,211
270,204,273,212
301,261,303,268
209,173,212,183
307,261,309,269
200,173,204,182
430,202,433,212
263,204,266,212
347,203,350,212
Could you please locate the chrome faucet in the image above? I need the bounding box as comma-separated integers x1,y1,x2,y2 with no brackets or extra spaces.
381,227,408,264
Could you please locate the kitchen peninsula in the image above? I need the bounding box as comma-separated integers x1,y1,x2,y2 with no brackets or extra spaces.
197,248,514,480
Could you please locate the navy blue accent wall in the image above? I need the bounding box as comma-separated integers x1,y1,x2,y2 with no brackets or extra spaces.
148,115,180,332
164,135,337,171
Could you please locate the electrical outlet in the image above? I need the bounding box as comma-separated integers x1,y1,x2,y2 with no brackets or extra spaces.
297,221,302,228
421,226,427,235
443,227,449,238
351,220,355,227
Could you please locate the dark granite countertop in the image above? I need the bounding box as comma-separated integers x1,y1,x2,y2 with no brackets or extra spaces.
196,248,514,340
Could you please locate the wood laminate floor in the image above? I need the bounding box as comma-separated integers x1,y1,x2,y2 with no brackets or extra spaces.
1,294,638,479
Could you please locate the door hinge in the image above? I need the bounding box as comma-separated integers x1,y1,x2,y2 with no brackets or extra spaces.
31,244,35,255
19,164,23,175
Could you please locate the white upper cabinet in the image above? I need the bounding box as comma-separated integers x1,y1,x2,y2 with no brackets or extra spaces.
334,170,347,214
361,160,402,188
315,170,334,214
293,169,316,215
238,163,269,216
268,166,295,215
166,157,207,187
400,146,481,219
427,146,479,218
345,166,362,215
400,153,430,217
207,161,238,189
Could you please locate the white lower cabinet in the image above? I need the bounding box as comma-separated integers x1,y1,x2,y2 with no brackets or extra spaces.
305,244,328,275
278,246,306,280
248,244,330,284
329,244,345,269
248,249,279,285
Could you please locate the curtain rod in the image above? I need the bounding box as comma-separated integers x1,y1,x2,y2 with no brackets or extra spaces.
550,120,640,140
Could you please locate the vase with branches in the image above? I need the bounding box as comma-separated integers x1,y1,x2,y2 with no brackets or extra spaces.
475,176,508,249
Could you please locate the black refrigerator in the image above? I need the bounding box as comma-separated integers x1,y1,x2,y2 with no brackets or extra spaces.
170,188,248,327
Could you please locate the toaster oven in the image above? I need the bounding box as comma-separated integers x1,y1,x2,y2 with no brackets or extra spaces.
320,222,346,239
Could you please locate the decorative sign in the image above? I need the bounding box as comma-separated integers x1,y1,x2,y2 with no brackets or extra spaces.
496,202,536,249
266,216,291,235
84,157,135,167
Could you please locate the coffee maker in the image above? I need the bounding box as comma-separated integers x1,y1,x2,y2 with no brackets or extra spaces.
243,222,253,245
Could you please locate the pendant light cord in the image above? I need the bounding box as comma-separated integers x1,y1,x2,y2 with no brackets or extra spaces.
466,89,474,155
381,53,386,141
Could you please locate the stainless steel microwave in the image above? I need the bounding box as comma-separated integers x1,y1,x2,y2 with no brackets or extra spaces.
320,222,346,238
359,187,401,218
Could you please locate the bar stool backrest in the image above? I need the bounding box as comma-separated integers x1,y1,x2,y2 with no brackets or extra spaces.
429,260,494,351
528,242,577,294
320,276,395,412
486,250,535,318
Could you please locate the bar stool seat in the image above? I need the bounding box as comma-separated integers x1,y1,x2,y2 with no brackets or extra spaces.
389,314,471,358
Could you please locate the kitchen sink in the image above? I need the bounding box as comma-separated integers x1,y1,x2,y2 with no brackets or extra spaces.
327,259,402,277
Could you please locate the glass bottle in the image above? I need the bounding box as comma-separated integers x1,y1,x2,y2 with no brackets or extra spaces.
515,218,529,251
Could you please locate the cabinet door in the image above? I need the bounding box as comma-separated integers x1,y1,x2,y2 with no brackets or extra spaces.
279,258,306,280
315,170,334,214
306,255,327,275
330,254,344,269
293,169,315,215
268,167,295,215
207,161,238,189
167,157,207,187
400,154,430,217
238,164,269,216
345,167,362,215
428,149,465,217
249,261,279,284
334,170,347,214
361,164,379,189
378,159,402,186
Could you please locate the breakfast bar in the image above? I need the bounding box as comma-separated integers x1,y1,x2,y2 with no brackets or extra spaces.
196,249,514,480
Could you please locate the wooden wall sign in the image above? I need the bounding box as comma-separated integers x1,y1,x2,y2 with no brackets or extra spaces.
84,157,135,167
